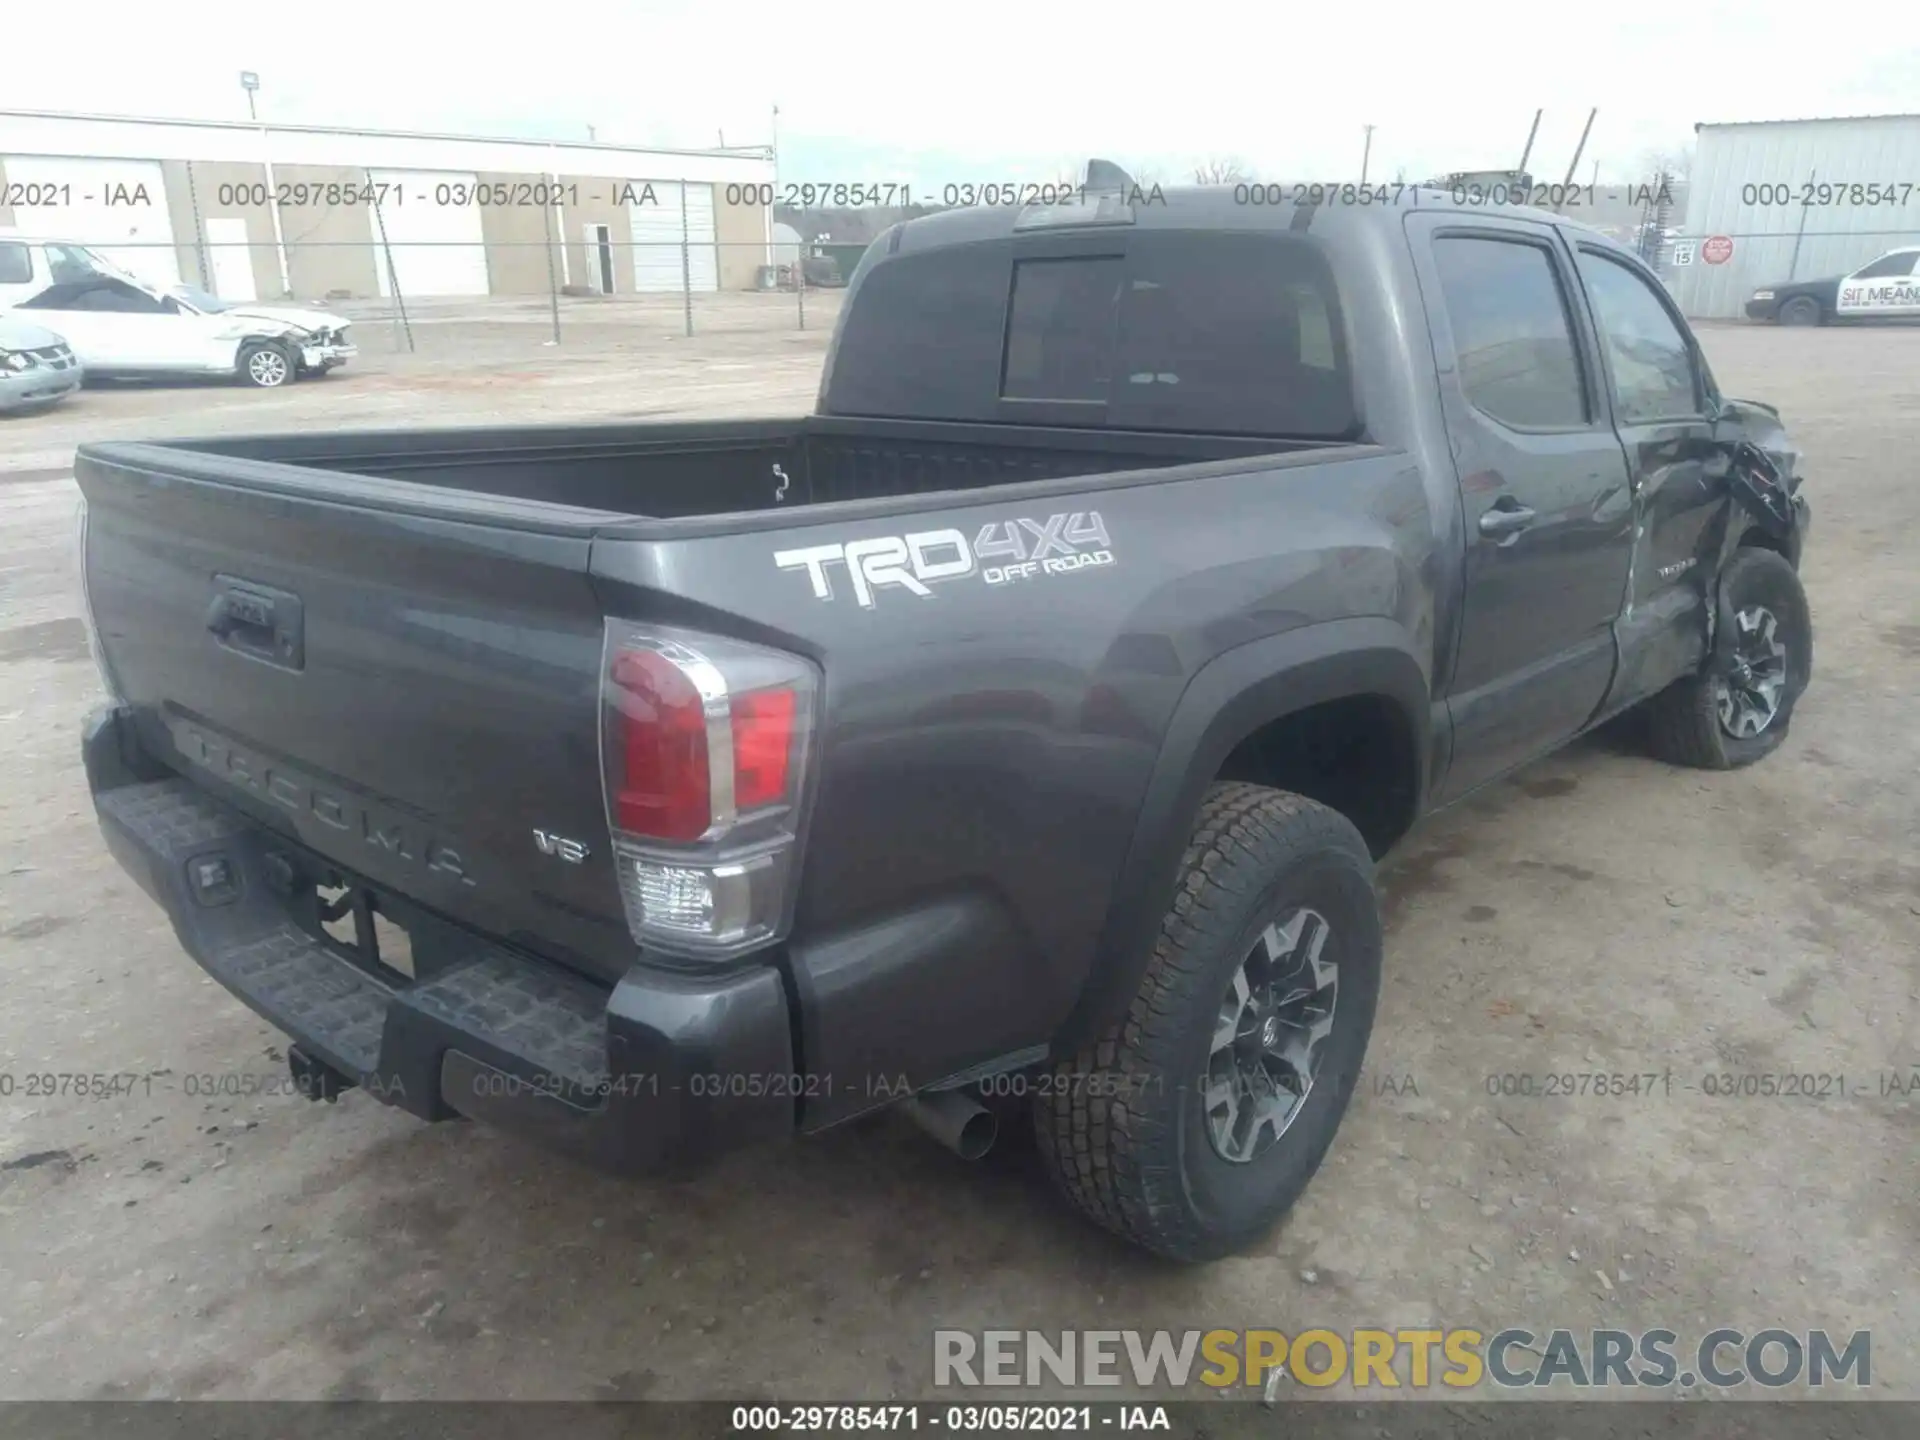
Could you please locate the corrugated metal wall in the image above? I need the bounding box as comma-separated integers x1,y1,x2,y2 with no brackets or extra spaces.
1668,115,1920,318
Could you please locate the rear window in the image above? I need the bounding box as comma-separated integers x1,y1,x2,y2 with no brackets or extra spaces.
820,243,1014,421
1003,257,1124,402
1108,233,1352,436
0,243,31,285
825,230,1354,437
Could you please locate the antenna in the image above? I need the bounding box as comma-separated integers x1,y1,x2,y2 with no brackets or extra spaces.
1085,159,1135,192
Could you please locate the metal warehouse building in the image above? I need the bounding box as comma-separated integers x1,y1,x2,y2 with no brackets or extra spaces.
0,110,775,303
1667,113,1920,318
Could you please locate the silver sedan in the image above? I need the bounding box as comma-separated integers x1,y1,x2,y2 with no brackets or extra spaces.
0,316,83,413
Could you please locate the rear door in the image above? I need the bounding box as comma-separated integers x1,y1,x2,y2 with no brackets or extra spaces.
78,452,635,982
1406,213,1634,799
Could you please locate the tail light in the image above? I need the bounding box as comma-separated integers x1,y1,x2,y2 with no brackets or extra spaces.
600,622,819,960
74,496,123,703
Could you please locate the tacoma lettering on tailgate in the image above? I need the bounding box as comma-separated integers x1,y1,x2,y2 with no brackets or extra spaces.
171,721,478,887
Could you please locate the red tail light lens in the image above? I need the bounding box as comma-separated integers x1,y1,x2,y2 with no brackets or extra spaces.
610,646,712,842
730,687,797,811
600,624,819,961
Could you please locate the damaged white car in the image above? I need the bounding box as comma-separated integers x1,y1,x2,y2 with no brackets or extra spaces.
0,241,352,388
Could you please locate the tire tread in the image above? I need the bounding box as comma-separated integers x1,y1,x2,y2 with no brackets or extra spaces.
1034,782,1370,1259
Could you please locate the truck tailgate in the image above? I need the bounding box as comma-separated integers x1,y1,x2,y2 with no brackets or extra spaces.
77,447,636,984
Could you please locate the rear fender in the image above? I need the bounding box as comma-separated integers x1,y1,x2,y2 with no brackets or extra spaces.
1056,617,1432,1050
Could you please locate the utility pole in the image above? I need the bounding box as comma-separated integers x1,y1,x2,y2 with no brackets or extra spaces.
1360,124,1375,184
1516,108,1542,177
1562,107,1598,186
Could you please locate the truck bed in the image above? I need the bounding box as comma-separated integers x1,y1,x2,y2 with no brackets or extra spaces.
135,416,1322,520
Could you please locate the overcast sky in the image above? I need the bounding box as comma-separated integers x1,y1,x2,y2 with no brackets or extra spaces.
9,0,1916,185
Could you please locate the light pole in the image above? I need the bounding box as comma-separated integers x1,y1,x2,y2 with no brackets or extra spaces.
1360,124,1375,184
769,103,781,274
239,71,291,297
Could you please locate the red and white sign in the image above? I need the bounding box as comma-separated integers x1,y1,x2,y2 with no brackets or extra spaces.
1702,235,1735,265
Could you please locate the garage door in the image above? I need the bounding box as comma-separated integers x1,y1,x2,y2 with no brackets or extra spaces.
366,170,491,297
629,182,718,293
2,156,179,288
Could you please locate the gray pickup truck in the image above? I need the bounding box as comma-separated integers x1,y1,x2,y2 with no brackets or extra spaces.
75,180,1812,1261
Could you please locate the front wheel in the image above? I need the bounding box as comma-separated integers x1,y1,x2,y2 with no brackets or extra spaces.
1033,783,1381,1262
1778,296,1823,327
1644,547,1813,769
238,340,294,388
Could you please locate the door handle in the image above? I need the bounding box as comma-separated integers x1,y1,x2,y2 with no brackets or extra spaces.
1477,500,1537,541
206,575,304,670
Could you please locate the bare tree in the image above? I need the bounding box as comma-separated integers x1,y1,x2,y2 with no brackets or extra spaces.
1192,156,1251,185
1638,146,1693,182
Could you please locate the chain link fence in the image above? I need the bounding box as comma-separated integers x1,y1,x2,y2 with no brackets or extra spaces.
21,232,846,365
209,240,846,359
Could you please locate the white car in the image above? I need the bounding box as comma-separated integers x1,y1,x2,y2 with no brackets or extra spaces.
5,271,354,388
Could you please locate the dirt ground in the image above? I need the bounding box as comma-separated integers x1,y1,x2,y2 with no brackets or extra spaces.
0,319,1914,1403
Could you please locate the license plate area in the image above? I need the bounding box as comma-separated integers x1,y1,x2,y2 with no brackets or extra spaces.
264,844,473,986
316,881,416,982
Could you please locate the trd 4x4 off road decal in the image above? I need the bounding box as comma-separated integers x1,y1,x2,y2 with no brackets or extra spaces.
774,512,1114,609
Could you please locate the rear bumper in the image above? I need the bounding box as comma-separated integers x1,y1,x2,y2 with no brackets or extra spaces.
84,704,794,1176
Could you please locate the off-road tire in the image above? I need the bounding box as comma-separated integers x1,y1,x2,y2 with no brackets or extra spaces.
1033,783,1381,1262
1644,546,1813,770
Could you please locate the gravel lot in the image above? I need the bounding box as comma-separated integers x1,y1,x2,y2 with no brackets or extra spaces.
0,320,1914,1403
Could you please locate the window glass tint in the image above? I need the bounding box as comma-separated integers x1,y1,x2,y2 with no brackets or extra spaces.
826,230,1354,435
0,243,30,285
1853,250,1917,279
45,244,106,284
1002,257,1122,402
67,280,164,314
823,242,1011,421
18,282,88,311
1576,250,1700,422
1432,237,1586,428
1110,234,1353,436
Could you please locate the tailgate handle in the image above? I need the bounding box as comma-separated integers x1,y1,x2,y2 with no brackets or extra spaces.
207,576,305,671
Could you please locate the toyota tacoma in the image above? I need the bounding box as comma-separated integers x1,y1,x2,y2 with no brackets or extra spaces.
74,177,1812,1261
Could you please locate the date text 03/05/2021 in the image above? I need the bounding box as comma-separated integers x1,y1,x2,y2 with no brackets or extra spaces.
729,1404,1171,1432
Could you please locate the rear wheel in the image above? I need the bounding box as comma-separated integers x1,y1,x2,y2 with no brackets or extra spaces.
239,340,293,388
1033,783,1381,1262
1778,296,1823,327
1644,547,1813,769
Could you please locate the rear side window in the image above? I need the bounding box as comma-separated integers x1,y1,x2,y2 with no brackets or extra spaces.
1852,250,1916,279
0,243,30,284
1432,236,1588,428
